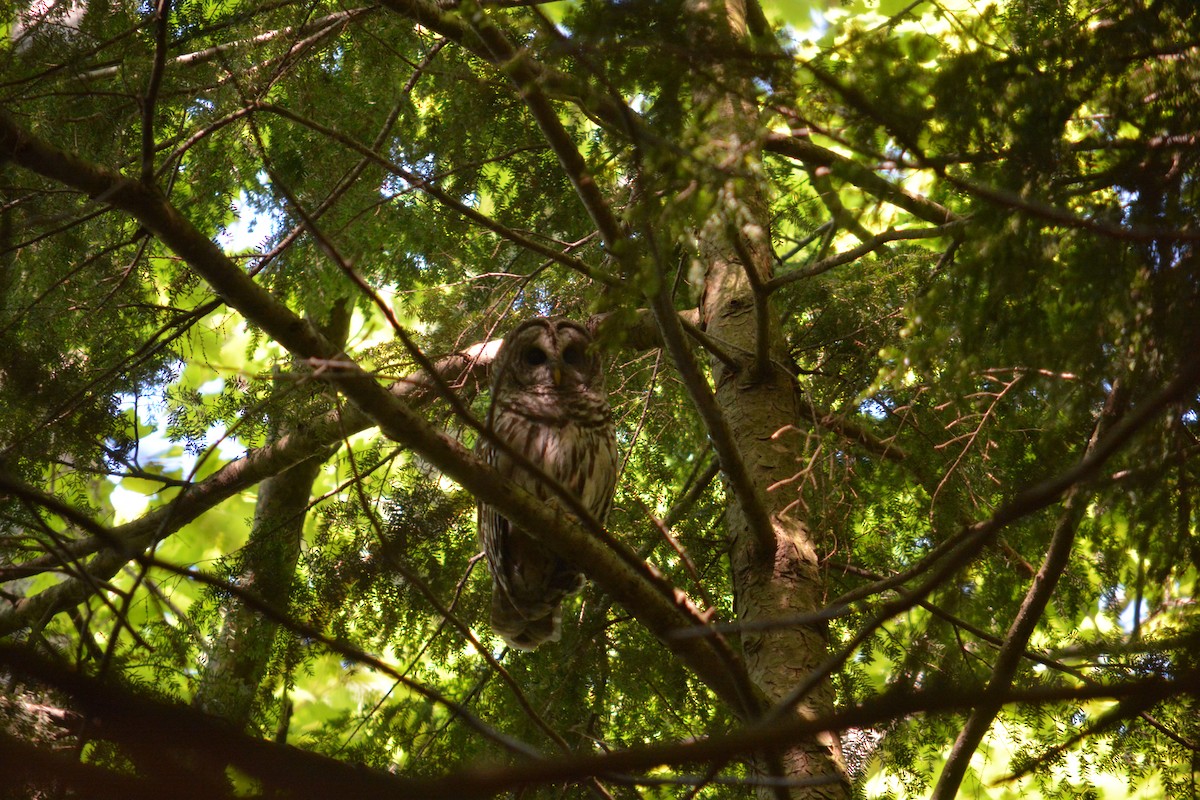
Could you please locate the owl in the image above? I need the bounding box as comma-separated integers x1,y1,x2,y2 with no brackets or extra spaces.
477,317,618,650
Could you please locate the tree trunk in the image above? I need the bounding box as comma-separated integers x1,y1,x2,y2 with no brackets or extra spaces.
193,307,349,733
191,453,323,731
694,1,849,796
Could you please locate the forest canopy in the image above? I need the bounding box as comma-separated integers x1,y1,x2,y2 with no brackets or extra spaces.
1,0,1198,798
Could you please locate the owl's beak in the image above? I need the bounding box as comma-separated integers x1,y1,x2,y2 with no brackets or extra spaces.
551,365,563,386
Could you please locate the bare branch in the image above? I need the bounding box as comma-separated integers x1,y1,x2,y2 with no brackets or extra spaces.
0,308,692,588
939,172,1200,243
447,6,627,249
0,339,494,604
6,635,1188,800
760,348,1200,720
764,133,959,226
765,222,964,292
649,286,778,559
250,102,617,286
76,7,378,83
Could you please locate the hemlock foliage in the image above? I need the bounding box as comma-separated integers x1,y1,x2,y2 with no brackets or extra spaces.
1,0,1197,798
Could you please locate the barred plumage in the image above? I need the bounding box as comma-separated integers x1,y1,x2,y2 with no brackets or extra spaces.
477,318,618,650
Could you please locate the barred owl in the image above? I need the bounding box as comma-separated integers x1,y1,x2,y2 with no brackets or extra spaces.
477,318,618,650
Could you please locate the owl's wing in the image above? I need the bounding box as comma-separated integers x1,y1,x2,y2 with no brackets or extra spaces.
480,494,579,600
477,437,577,649
479,504,573,649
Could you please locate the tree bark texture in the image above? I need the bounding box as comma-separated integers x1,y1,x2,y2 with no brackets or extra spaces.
693,1,849,796
190,453,321,731
702,228,849,799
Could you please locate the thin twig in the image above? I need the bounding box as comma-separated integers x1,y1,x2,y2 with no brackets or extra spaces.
765,222,965,292
140,0,171,184
251,102,617,286
931,380,1129,800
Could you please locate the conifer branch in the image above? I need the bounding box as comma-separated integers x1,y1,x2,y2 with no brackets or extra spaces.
0,113,758,718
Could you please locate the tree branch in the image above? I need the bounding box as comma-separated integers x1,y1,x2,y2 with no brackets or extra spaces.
728,226,773,381
0,113,758,718
765,222,964,292
0,308,689,588
249,102,617,286
764,133,958,226
140,0,171,184
649,286,778,558
74,7,378,83
931,380,1129,800
2,638,1192,799
760,346,1200,722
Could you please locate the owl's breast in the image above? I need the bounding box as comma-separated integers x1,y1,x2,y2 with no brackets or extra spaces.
491,395,617,513
495,385,611,427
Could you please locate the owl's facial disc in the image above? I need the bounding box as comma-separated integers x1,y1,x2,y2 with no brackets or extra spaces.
521,344,561,385
504,320,600,391
561,342,585,368
523,346,548,366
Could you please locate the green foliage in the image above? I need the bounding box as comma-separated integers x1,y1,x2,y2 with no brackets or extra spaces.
1,0,1198,798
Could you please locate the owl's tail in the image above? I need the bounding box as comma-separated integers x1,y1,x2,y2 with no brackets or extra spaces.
490,590,563,650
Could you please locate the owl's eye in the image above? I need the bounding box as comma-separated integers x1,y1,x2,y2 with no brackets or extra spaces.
523,346,548,366
562,343,585,367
